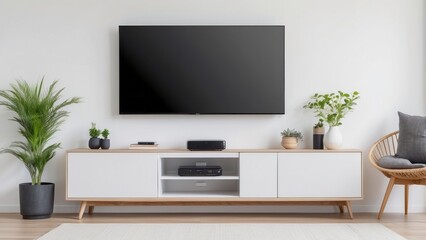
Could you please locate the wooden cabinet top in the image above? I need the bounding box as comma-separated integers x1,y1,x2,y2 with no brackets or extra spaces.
67,148,362,154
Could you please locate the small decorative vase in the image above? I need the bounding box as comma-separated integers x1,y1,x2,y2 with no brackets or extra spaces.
313,127,325,150
88,137,101,149
100,139,110,150
324,126,342,150
281,137,298,149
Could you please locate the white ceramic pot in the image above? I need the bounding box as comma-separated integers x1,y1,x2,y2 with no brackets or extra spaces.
324,126,342,150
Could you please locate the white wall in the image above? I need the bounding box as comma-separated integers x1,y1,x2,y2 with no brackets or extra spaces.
0,0,424,213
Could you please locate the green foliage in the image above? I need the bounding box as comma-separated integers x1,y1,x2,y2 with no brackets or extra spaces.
89,123,101,138
314,119,324,128
0,78,81,185
303,91,360,127
101,129,109,139
281,128,303,141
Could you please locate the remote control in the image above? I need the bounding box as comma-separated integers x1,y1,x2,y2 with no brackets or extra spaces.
138,141,156,145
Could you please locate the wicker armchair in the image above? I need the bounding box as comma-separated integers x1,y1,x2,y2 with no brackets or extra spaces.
369,131,426,219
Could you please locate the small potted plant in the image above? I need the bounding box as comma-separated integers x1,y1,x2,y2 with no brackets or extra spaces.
281,128,303,149
313,119,325,149
88,123,101,149
100,128,110,150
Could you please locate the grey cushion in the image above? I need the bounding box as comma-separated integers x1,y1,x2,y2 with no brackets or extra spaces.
378,155,426,169
397,112,426,164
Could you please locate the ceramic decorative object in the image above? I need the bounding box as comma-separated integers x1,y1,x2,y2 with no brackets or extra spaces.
281,137,298,149
313,126,325,149
324,126,343,150
89,137,101,149
19,183,54,219
100,139,110,149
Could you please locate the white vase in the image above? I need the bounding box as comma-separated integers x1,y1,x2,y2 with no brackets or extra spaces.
324,126,342,150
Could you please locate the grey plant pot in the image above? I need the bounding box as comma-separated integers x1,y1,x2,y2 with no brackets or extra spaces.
89,137,101,149
19,182,54,219
100,139,110,149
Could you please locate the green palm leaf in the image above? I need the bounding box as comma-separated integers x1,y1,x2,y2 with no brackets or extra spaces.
0,78,81,185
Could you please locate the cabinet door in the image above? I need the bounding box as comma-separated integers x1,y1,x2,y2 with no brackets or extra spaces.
278,152,362,198
240,153,277,197
67,153,158,198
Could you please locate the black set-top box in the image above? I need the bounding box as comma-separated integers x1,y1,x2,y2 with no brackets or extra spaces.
178,166,222,176
187,140,226,151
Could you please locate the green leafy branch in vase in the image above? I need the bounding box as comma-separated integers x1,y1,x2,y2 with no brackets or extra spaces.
303,91,360,127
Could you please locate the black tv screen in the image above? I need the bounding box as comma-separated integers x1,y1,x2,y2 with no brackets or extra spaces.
119,25,285,114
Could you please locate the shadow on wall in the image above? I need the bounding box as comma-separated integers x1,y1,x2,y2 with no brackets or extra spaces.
110,27,119,116
0,158,26,204
424,1,426,114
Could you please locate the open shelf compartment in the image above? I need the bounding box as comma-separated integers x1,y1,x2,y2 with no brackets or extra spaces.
158,153,240,197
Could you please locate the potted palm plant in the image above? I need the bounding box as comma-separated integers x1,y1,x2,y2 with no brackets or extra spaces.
0,79,80,219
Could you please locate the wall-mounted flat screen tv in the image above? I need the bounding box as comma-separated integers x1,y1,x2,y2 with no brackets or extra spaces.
119,25,285,114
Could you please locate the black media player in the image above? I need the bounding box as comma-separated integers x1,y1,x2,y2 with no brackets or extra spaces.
187,140,226,151
178,166,222,176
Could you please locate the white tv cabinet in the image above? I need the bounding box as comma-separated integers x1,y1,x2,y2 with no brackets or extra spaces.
66,149,362,219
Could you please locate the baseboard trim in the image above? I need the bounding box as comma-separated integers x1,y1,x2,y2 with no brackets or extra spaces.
1,204,425,214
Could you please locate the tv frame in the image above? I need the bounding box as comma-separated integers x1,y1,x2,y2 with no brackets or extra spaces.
119,25,285,115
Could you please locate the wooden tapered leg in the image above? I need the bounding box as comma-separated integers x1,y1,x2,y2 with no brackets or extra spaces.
404,184,409,215
338,205,344,213
345,201,354,219
378,177,396,219
88,206,95,215
78,201,87,220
